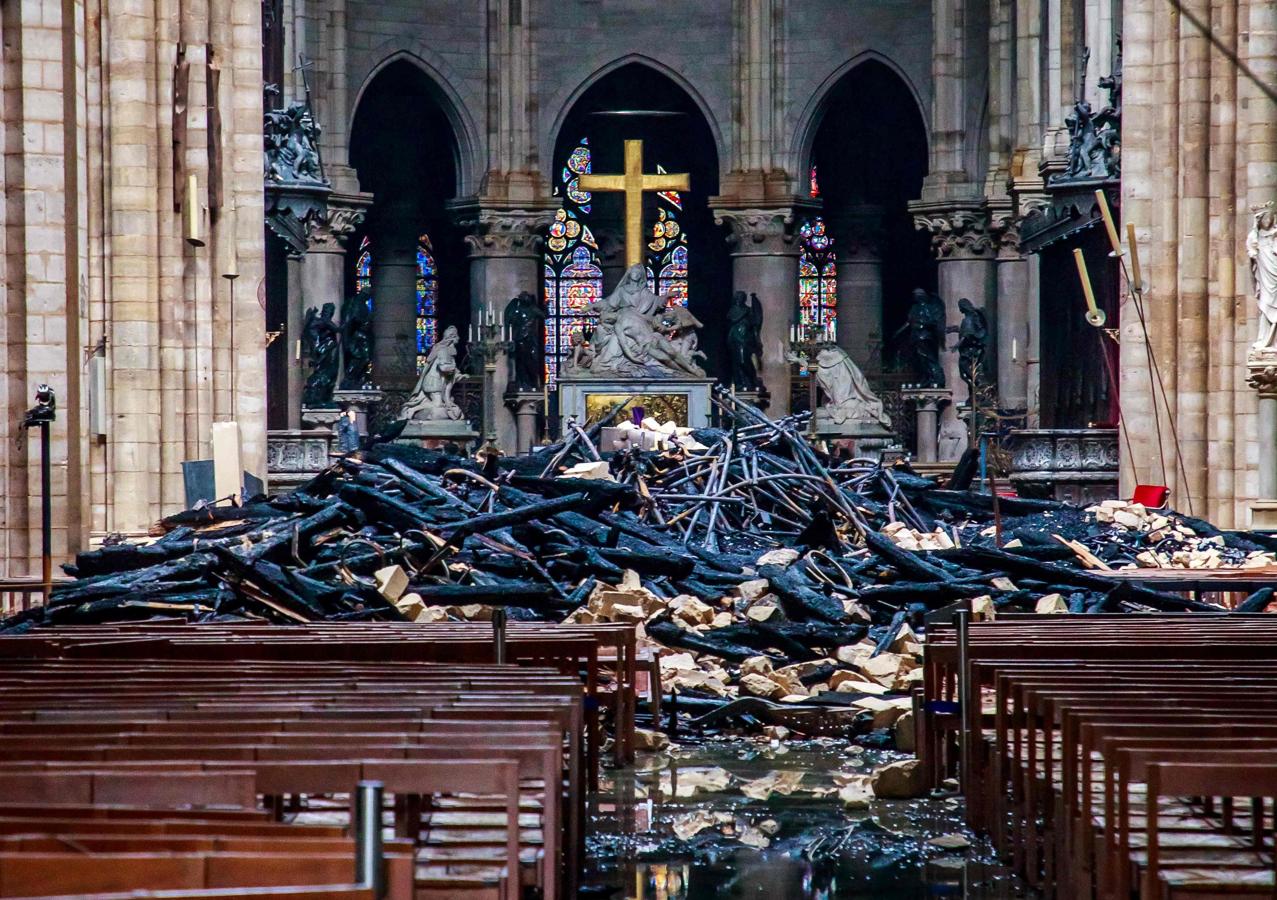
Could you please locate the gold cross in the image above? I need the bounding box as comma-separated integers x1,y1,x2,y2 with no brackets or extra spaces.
577,139,690,269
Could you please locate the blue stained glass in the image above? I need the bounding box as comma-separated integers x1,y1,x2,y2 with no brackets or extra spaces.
352,234,439,372
798,215,837,334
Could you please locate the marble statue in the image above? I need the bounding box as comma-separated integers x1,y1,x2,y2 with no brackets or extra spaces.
789,343,891,428
954,297,989,391
938,418,968,460
401,325,463,421
301,302,340,407
657,304,706,372
339,289,374,390
1248,206,1277,351
504,290,548,391
899,288,946,387
568,263,705,378
726,291,762,390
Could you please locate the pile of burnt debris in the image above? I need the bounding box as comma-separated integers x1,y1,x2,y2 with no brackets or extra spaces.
5,396,1273,726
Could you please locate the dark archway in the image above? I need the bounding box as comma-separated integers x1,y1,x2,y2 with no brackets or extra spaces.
546,62,729,382
809,60,932,377
348,60,468,394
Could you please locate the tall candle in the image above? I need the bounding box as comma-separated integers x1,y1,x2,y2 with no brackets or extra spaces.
1012,338,1018,362
1094,189,1123,257
1126,222,1143,293
1073,248,1105,326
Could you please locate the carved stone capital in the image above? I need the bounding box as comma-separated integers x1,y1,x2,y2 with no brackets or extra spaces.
909,201,995,259
308,193,371,252
988,207,1024,258
1248,350,1277,396
450,201,556,259
713,207,800,256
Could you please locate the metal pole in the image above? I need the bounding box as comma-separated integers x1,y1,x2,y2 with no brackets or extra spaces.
492,606,507,664
39,422,51,600
955,609,971,792
353,780,384,899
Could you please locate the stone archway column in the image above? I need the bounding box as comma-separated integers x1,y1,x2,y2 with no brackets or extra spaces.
292,191,370,426
910,200,997,459
992,212,1029,412
714,208,801,416
370,196,423,394
452,203,556,452
827,205,885,369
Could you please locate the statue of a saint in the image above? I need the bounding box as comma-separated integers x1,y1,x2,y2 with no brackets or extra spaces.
1249,207,1277,351
952,297,989,391
401,325,463,421
788,343,891,428
504,290,548,391
657,304,706,372
339,289,374,390
576,263,705,377
301,302,340,407
726,291,760,390
897,288,946,387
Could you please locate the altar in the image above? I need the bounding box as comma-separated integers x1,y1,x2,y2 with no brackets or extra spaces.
557,375,714,431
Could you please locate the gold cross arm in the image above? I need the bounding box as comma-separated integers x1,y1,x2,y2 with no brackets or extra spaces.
578,139,690,268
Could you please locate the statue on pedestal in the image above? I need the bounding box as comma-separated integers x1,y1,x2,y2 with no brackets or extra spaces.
788,343,891,429
726,291,763,390
504,290,548,391
401,325,463,421
264,102,325,185
339,289,374,390
301,302,340,407
568,263,705,378
1249,206,1277,351
899,288,946,387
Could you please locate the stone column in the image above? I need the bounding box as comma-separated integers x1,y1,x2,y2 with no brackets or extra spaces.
454,205,554,452
301,192,369,353
910,201,998,458
1248,357,1277,527
285,252,305,429
992,214,1029,412
827,205,885,369
714,208,801,416
370,197,421,394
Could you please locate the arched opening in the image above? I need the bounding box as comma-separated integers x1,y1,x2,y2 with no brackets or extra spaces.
544,62,726,386
348,59,468,395
805,60,932,424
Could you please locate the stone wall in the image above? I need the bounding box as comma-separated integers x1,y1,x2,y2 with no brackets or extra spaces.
1120,0,1276,526
0,0,265,575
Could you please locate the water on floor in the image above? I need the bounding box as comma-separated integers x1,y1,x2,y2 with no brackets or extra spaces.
582,738,1029,899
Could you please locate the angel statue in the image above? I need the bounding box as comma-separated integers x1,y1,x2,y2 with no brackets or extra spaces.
400,325,463,421
301,302,340,408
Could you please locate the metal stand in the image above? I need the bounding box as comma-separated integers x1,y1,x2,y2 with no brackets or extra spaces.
354,780,385,898
20,386,56,600
492,607,508,664
468,316,511,445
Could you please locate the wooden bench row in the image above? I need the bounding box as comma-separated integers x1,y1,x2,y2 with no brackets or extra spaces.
923,616,1277,899
0,623,626,900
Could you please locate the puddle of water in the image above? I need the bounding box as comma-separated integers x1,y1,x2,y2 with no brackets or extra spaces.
582,738,1031,899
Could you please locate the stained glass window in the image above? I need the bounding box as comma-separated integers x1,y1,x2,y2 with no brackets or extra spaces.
810,164,820,199
543,139,603,385
798,216,837,337
352,233,439,372
647,189,688,306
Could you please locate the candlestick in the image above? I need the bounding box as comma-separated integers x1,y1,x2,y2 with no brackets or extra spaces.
1012,337,1018,363
1094,189,1123,258
1126,222,1143,293
1073,248,1106,326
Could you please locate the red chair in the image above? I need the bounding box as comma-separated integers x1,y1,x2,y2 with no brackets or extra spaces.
1131,484,1169,509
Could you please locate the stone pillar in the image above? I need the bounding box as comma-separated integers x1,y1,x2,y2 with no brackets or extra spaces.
454,205,554,452
828,205,885,369
370,197,421,394
993,215,1029,412
596,230,626,296
910,201,998,459
714,208,801,416
506,394,541,454
903,387,952,463
300,193,369,372
1248,357,1277,527
285,253,305,429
